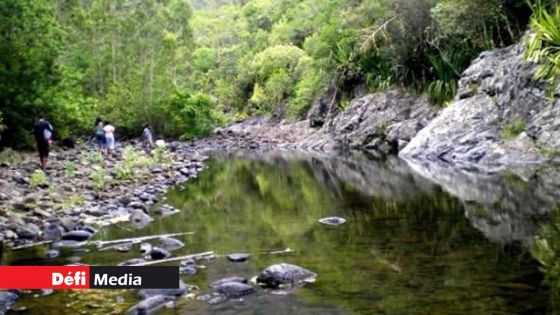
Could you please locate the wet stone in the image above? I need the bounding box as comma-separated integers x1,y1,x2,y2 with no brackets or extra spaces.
256,263,317,288
61,230,93,242
126,295,171,315
46,249,60,259
318,216,347,226
149,247,171,260
118,258,147,266
226,253,251,263
159,237,184,251
214,282,255,298
210,277,248,289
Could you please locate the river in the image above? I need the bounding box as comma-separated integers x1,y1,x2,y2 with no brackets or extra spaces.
2,150,556,314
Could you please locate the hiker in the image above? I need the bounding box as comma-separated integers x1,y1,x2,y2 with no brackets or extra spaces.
32,115,54,170
103,121,115,155
142,124,154,154
94,117,105,148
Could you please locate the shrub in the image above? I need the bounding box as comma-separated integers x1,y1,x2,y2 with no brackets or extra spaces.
501,119,526,139
0,148,23,164
526,0,560,89
63,161,76,178
89,168,108,191
30,170,49,187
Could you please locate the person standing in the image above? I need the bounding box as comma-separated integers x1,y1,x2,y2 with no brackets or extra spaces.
103,121,115,155
94,117,105,148
142,124,154,154
33,115,54,170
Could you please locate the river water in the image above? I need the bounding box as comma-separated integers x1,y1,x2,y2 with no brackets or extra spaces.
2,150,556,314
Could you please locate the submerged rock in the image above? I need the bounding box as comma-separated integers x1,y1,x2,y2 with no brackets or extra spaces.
45,249,59,259
256,263,317,288
140,242,152,254
210,277,248,289
126,295,171,315
118,258,147,266
214,282,255,298
61,230,93,242
138,281,188,299
158,237,184,251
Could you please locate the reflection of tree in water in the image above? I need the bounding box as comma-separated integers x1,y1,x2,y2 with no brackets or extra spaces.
164,154,549,314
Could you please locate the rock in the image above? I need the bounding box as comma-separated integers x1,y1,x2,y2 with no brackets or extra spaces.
149,247,171,260
154,205,180,217
61,230,93,242
42,224,64,240
111,243,132,252
158,237,184,251
210,277,248,289
33,208,51,218
4,230,17,240
214,282,255,298
16,225,39,239
0,290,19,314
46,249,59,259
129,209,153,228
126,295,171,315
67,256,81,263
318,216,346,226
401,35,560,169
140,242,152,254
256,263,317,288
59,217,79,232
138,281,188,299
179,265,197,276
226,253,251,262
52,240,82,249
118,258,147,266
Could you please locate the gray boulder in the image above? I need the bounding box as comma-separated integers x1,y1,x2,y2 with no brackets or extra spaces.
256,263,317,288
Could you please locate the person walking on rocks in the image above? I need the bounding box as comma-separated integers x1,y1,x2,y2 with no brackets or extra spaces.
103,121,115,155
94,117,105,149
142,124,154,154
33,115,54,170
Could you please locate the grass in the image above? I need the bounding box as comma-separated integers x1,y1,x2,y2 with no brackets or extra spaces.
501,119,526,139
89,167,108,191
63,161,76,178
60,194,86,210
0,148,23,164
30,170,49,187
84,151,104,164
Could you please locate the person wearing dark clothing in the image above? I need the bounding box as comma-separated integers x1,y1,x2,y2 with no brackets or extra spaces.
33,116,54,170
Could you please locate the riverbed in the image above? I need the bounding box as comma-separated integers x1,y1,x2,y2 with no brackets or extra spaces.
1,150,556,314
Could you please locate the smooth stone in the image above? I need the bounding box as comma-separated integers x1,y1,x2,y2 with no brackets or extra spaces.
256,263,317,288
118,258,147,266
140,242,152,254
61,230,93,242
318,216,346,226
214,282,255,298
226,253,251,263
159,237,184,251
46,249,60,259
126,295,171,315
138,281,187,299
210,277,248,289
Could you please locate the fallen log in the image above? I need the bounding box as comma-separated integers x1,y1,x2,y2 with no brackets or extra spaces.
94,232,194,249
129,251,215,266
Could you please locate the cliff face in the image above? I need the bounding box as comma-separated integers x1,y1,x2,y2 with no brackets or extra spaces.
400,37,560,170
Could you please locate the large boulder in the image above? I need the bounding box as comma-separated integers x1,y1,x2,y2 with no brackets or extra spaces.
325,90,437,153
401,36,560,170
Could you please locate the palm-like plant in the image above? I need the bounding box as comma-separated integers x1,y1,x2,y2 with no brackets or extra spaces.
526,0,560,88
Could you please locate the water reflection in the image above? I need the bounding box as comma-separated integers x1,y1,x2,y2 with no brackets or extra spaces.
5,150,557,314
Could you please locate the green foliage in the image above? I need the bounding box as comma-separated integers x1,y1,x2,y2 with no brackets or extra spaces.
63,161,76,178
501,119,526,139
0,148,23,164
163,90,222,140
84,151,104,164
60,194,85,210
30,170,49,187
89,167,108,191
526,0,560,89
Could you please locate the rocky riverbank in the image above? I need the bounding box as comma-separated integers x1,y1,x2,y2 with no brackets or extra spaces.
0,136,286,250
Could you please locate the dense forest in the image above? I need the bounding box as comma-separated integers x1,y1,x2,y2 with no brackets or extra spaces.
0,0,557,148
